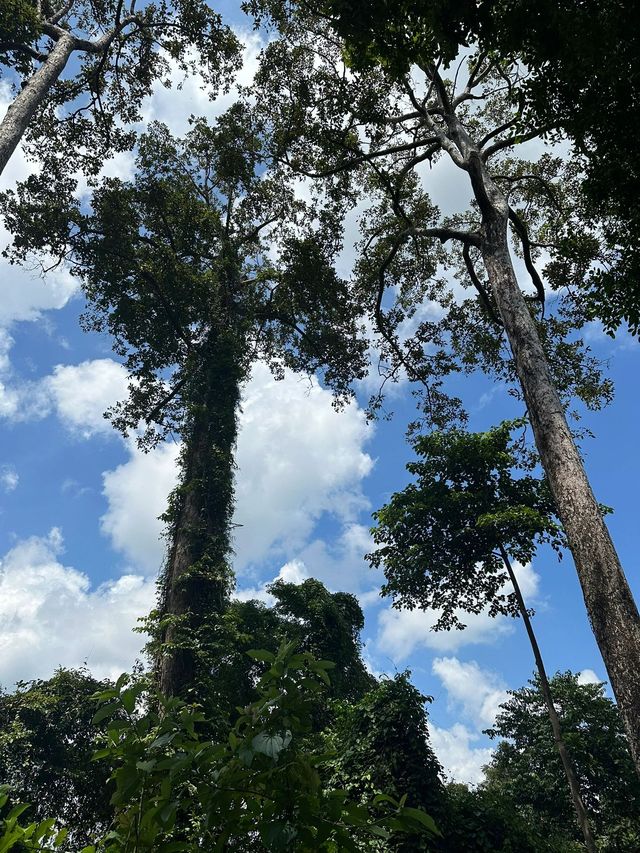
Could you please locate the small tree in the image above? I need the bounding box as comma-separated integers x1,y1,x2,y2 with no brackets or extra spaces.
325,673,445,852
368,421,596,851
89,644,439,851
0,668,115,850
484,672,640,851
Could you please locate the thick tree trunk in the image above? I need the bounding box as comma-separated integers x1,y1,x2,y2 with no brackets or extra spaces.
158,329,243,700
499,545,597,852
0,34,75,176
466,150,640,774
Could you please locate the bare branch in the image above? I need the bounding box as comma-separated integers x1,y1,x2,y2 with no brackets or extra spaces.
508,207,546,305
47,0,75,26
479,114,522,150
482,125,554,160
145,375,188,424
0,41,47,61
463,243,503,327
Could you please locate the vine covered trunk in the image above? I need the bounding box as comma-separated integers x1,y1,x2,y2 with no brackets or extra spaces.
467,150,640,774
158,326,245,701
0,34,75,176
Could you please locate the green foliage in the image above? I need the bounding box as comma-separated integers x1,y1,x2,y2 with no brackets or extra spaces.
436,783,559,853
87,644,439,851
484,672,640,846
369,421,562,628
0,669,116,849
0,0,241,174
0,786,67,852
325,674,444,850
0,0,41,67
316,0,640,337
147,577,376,735
317,0,483,71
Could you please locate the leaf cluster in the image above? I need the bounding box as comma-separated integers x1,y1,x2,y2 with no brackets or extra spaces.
369,421,563,629
85,644,439,851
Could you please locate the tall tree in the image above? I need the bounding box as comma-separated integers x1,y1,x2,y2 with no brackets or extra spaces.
368,421,597,850
0,106,367,704
247,12,640,770
0,0,239,176
321,0,640,336
484,672,640,851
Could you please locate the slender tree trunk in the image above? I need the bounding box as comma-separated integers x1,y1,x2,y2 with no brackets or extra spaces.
0,34,75,176
461,144,640,775
499,544,597,852
158,327,244,700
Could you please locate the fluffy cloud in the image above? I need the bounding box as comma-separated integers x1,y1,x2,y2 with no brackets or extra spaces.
234,364,373,570
0,464,18,493
0,95,79,328
577,668,603,686
235,558,309,604
428,722,494,786
101,440,180,573
100,363,374,577
376,606,513,661
426,656,509,784
141,32,264,138
45,359,129,437
0,529,154,687
432,656,508,728
375,561,540,661
0,356,129,433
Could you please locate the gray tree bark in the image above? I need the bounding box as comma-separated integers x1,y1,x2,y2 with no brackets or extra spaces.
499,544,597,852
449,121,640,775
0,34,75,176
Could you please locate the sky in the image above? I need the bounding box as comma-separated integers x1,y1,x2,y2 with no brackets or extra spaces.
1,8,639,787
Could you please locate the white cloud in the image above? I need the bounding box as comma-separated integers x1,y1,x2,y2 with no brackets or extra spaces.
235,558,309,604
375,561,539,660
233,363,373,571
0,92,79,329
99,364,374,579
0,529,154,686
428,722,494,786
141,31,264,138
45,358,129,437
0,356,129,434
376,606,513,661
432,656,508,727
577,668,603,686
101,440,179,573
0,464,18,493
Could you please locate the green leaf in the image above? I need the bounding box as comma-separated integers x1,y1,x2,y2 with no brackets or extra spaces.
92,701,119,725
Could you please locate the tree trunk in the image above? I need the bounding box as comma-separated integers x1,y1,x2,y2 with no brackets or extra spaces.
158,327,243,700
464,148,640,775
0,34,75,176
499,544,597,852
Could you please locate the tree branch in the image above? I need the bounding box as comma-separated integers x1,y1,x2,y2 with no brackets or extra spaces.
47,0,75,25
463,243,503,327
508,207,546,305
139,269,194,351
0,41,47,61
145,375,188,424
482,125,554,160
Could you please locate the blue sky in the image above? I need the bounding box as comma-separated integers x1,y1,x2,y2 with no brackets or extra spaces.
1,10,639,785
